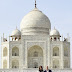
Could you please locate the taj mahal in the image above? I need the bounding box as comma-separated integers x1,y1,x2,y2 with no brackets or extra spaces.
0,1,72,72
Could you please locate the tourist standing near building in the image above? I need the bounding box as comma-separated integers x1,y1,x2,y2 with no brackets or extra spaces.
38,66,44,72
44,66,52,72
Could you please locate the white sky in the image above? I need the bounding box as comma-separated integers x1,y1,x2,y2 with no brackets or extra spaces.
0,0,72,68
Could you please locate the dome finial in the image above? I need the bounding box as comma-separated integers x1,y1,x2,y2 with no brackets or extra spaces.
35,0,37,8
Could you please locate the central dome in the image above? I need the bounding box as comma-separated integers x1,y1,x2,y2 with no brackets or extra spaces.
20,8,51,35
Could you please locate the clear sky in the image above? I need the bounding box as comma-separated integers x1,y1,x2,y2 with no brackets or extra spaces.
0,0,72,68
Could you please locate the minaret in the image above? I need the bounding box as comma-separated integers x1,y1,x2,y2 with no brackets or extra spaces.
1,36,2,43
9,34,10,42
3,33,4,42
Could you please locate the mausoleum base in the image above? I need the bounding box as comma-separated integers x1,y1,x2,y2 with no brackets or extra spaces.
0,68,72,72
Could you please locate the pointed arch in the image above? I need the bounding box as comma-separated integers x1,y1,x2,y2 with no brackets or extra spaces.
53,47,59,56
53,60,59,68
28,45,43,68
3,60,7,69
12,47,19,56
12,60,19,68
64,47,68,56
64,60,68,68
28,45,43,57
3,47,7,56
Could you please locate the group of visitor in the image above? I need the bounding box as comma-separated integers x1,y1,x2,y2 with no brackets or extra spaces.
38,66,52,72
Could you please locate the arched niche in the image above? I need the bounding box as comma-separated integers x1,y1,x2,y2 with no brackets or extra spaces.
12,47,19,56
64,60,68,68
3,60,7,69
53,60,59,68
53,47,59,56
12,60,19,68
64,47,68,56
28,45,43,68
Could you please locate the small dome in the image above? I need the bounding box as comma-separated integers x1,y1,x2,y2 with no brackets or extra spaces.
11,29,21,37
20,8,51,35
50,28,60,36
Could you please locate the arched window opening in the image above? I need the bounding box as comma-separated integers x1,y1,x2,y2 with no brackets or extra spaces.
53,47,59,56
54,37,56,41
15,37,17,40
12,60,19,68
64,60,69,68
64,47,68,56
53,60,59,68
12,47,19,56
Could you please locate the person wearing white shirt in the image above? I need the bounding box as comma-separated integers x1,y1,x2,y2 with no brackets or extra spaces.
44,66,52,72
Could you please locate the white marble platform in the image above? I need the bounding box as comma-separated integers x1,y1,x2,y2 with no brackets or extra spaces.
0,69,72,72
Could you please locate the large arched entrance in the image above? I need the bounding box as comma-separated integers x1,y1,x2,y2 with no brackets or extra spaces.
28,45,43,68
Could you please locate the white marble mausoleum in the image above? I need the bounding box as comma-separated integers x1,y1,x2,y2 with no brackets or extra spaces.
0,1,72,72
